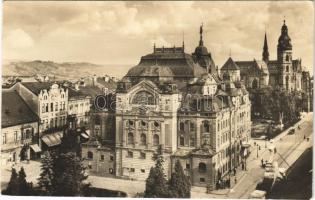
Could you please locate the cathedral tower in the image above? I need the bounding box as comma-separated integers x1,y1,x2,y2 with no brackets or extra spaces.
262,32,269,63
277,20,293,90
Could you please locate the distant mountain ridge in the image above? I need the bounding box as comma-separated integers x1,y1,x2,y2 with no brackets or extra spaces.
2,60,131,80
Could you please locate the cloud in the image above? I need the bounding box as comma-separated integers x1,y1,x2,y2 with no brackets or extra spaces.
4,29,34,49
2,1,313,75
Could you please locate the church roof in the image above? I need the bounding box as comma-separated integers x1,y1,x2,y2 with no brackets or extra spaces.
235,59,269,75
221,57,240,71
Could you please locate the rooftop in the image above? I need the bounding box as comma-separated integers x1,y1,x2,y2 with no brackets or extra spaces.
2,91,39,128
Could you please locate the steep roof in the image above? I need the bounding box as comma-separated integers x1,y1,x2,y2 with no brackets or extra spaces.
235,60,269,75
21,82,53,95
221,57,240,71
125,49,207,78
2,91,39,128
68,87,91,100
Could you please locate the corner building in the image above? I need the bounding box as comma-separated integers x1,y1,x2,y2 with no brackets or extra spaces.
114,25,251,190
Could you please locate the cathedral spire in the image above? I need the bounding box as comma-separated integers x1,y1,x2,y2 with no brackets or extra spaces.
182,31,185,51
262,32,269,63
199,23,204,46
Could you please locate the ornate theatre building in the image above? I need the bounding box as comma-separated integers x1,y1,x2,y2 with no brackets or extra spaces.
114,25,251,189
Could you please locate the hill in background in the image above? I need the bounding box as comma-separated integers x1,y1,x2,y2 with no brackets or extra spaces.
2,60,131,81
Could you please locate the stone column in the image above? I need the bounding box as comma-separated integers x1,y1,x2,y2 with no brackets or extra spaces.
161,122,165,149
135,121,139,148
147,122,152,149
196,119,201,148
122,120,126,146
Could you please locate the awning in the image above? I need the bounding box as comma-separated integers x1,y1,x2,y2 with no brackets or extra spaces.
30,144,41,153
41,132,63,147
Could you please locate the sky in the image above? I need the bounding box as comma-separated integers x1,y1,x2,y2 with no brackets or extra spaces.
3,1,314,75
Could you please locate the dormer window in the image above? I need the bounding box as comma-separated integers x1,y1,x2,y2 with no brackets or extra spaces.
43,95,47,100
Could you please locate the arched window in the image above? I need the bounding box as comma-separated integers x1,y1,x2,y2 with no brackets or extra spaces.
128,132,134,145
199,162,207,173
140,134,146,145
95,115,101,125
87,151,93,159
286,65,289,72
132,91,155,105
153,134,159,146
180,135,185,146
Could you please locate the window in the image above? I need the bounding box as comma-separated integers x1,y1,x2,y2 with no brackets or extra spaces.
14,131,18,142
55,103,58,111
186,164,190,169
286,55,289,61
154,121,159,128
141,169,145,173
130,168,135,173
128,120,134,126
95,116,101,125
141,121,146,127
127,151,133,158
203,122,210,132
189,137,195,147
153,134,159,146
110,155,114,161
25,129,31,139
45,104,49,112
100,155,105,161
2,133,7,144
179,122,184,131
140,134,146,145
199,162,207,173
109,168,114,174
128,132,134,145
286,65,289,72
87,151,93,159
140,152,146,159
180,135,185,146
190,122,195,131
200,178,205,182
42,105,45,113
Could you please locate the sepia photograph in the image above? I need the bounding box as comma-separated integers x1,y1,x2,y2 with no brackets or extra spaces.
1,1,313,199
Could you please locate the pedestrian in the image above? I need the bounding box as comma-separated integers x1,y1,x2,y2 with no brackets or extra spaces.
233,168,236,176
234,177,237,184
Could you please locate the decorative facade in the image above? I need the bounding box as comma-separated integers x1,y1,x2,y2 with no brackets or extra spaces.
113,25,251,190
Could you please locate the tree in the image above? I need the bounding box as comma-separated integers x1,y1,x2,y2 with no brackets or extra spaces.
144,147,169,198
169,160,191,198
18,167,30,195
53,152,89,196
37,151,54,195
3,168,19,195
